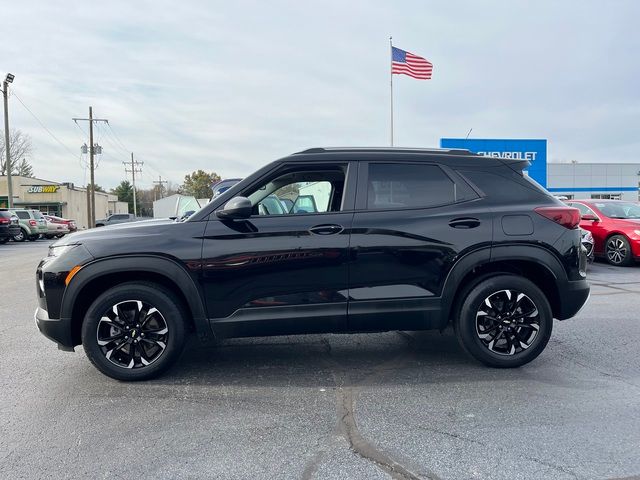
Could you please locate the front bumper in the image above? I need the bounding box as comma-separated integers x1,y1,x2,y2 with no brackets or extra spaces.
34,307,74,350
556,278,591,320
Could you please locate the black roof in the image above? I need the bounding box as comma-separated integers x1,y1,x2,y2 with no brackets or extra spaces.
294,147,475,156
287,146,522,168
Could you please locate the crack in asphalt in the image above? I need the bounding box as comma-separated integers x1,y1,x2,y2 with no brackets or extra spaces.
303,335,439,480
336,383,428,480
551,339,640,390
415,424,580,479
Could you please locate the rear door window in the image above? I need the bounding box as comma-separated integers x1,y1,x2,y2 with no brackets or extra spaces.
366,163,463,210
15,211,30,219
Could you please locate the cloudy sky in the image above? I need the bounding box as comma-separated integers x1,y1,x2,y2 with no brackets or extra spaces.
1,0,638,190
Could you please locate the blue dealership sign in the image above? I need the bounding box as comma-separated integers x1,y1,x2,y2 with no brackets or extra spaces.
439,138,547,188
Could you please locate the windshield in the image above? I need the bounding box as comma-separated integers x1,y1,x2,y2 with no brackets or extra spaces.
595,202,640,219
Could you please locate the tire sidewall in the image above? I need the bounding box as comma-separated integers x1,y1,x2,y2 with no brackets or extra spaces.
81,283,187,381
455,275,553,368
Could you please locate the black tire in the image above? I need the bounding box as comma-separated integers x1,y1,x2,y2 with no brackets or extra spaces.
454,275,553,368
13,228,27,242
45,234,54,239
28,235,38,241
81,282,187,381
605,234,633,266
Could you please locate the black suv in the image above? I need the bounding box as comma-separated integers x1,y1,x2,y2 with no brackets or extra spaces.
35,148,590,380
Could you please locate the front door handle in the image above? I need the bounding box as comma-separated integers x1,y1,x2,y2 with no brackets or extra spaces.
309,224,344,235
448,217,481,229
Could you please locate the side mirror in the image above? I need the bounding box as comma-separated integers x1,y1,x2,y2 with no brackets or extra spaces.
216,196,252,220
581,214,599,222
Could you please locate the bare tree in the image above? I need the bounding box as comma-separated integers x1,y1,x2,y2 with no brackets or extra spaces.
1,129,34,176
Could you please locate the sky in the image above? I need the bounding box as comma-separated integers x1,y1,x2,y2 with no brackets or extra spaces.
1,0,639,191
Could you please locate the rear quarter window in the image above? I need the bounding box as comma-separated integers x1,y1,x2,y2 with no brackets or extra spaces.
457,168,551,202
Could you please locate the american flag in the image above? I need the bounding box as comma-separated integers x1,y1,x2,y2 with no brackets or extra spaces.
392,46,433,80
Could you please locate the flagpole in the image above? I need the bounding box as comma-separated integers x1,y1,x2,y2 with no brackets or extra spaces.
389,36,394,146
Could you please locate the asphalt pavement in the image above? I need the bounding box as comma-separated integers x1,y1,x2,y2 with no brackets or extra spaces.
1,240,639,480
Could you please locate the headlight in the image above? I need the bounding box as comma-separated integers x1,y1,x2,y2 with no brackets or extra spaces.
634,230,640,237
48,244,79,258
583,231,593,242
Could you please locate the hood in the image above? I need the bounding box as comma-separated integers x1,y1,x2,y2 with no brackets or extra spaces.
53,218,177,246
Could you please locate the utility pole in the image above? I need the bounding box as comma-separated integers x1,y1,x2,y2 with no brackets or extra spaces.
124,153,143,216
73,108,107,228
153,175,167,201
2,73,15,208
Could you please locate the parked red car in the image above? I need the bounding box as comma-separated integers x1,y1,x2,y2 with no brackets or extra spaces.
43,215,77,233
567,200,640,266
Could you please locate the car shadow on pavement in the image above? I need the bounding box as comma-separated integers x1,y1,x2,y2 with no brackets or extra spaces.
149,329,509,388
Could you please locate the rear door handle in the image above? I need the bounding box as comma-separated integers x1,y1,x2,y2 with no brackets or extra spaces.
448,217,480,229
309,224,344,235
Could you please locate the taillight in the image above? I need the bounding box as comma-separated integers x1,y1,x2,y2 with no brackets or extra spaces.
29,219,37,226
534,206,581,229
0,218,8,224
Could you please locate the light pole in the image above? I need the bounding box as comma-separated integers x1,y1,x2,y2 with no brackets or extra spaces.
2,73,14,208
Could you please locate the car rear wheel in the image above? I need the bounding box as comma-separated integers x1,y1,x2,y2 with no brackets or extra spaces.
13,229,26,242
605,234,633,266
454,275,553,368
81,282,187,381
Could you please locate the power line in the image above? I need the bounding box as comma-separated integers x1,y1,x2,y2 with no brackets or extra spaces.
11,90,82,161
106,121,132,154
105,121,166,181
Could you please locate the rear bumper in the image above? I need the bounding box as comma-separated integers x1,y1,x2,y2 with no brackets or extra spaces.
34,307,74,350
556,279,590,320
0,225,20,237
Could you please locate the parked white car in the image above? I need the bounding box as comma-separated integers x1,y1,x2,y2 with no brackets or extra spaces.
43,216,69,239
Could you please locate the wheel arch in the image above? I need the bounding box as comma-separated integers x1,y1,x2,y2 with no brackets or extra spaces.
442,245,566,328
61,255,212,346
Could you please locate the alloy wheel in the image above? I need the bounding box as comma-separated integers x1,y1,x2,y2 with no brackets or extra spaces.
96,300,169,369
606,237,627,265
475,289,540,356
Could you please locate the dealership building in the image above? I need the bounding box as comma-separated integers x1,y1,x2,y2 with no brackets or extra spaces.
0,176,128,229
441,138,640,202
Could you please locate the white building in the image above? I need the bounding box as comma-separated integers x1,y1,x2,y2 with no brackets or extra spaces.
547,163,640,201
1,176,128,229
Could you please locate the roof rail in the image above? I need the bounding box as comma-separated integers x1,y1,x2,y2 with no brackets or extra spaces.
294,147,474,155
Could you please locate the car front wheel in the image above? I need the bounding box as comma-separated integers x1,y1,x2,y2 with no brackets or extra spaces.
454,275,553,368
605,235,633,266
81,282,187,381
13,229,26,242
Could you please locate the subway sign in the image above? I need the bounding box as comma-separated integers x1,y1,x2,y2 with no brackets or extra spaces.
440,138,547,187
26,185,60,194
